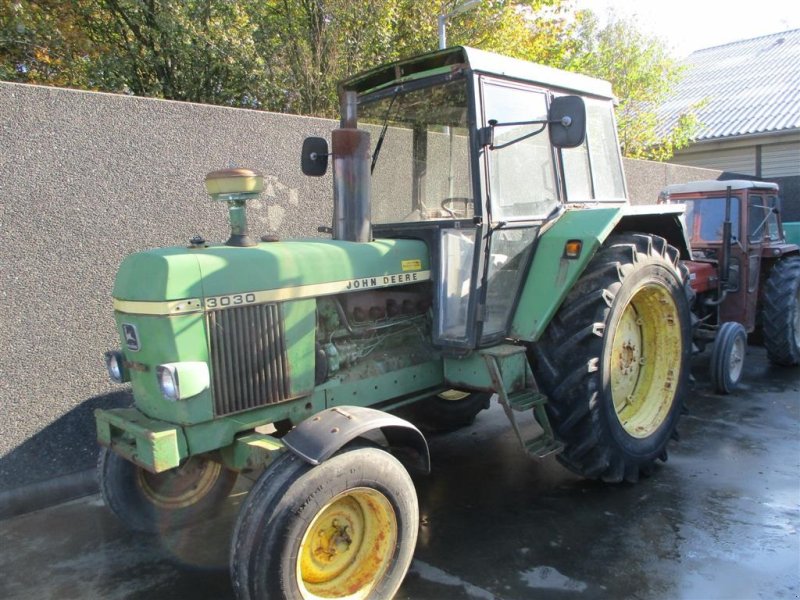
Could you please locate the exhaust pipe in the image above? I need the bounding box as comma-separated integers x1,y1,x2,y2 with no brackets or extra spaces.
332,91,372,243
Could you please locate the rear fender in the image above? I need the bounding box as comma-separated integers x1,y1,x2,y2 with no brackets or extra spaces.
510,207,622,342
510,205,689,343
612,205,691,260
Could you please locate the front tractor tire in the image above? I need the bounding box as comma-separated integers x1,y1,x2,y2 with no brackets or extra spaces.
97,447,238,533
531,234,690,483
231,446,418,600
404,389,492,433
762,256,800,366
710,321,747,394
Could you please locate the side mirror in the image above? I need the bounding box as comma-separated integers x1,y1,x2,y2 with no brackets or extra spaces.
301,137,329,177
549,96,586,149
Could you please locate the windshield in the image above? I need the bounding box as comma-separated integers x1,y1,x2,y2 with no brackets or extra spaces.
682,197,741,244
359,79,472,224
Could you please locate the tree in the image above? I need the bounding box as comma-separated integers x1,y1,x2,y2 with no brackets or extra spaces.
247,0,576,117
562,10,702,160
0,0,577,116
0,0,94,87
1,0,697,160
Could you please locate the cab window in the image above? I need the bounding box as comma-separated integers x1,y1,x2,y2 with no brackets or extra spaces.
482,79,558,220
561,98,626,201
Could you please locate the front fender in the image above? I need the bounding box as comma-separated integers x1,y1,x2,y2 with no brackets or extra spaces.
283,406,430,474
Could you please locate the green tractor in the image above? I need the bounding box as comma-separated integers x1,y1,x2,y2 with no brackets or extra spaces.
96,47,692,599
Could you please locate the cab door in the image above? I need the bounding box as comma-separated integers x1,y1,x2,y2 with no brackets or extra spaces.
477,77,560,345
719,192,769,331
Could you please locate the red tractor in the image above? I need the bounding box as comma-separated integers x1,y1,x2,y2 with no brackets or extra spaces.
661,180,800,393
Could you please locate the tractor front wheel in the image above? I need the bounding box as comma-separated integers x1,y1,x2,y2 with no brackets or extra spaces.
762,256,800,366
403,389,492,433
531,234,691,482
710,321,747,394
230,446,418,600
97,447,238,532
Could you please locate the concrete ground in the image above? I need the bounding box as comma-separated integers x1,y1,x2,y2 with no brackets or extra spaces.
1,346,798,600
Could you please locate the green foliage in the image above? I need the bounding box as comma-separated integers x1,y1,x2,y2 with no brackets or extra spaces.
0,0,93,86
1,0,576,115
1,1,696,159
562,10,701,160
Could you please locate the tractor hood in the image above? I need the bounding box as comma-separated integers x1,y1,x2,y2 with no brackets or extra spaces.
112,239,432,311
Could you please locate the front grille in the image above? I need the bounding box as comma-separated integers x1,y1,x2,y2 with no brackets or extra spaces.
208,303,290,416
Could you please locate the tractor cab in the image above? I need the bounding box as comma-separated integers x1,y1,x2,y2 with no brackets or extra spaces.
661,180,795,331
304,47,627,350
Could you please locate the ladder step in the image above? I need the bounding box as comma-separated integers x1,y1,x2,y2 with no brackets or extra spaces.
506,390,548,411
525,438,564,459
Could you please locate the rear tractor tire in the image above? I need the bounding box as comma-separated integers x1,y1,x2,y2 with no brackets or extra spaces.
98,447,238,533
762,256,800,366
230,446,418,600
710,321,747,394
531,234,691,483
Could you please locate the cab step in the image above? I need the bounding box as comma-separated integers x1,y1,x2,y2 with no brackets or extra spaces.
506,389,548,412
482,350,563,460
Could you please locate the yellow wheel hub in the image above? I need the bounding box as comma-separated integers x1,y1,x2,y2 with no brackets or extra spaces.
437,389,470,401
297,488,397,599
137,457,222,509
610,282,681,439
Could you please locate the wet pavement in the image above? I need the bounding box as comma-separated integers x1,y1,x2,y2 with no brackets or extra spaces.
1,345,798,600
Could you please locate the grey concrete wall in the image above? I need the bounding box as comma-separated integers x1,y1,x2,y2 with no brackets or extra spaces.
623,157,723,205
0,82,732,498
0,82,334,494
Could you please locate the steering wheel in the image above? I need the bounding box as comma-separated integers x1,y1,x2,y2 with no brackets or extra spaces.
441,197,474,219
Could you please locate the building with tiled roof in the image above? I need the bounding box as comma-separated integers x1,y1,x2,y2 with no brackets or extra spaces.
661,29,800,219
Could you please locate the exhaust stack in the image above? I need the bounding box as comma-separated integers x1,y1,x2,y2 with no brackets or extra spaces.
332,91,372,243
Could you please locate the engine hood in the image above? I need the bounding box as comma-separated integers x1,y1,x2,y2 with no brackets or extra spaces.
684,260,719,294
112,239,432,311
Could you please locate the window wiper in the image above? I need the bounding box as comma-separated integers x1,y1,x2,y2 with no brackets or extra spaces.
370,90,400,174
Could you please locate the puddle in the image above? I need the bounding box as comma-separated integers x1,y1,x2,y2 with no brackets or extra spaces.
520,565,588,592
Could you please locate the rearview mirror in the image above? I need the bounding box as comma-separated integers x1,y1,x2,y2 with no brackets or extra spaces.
301,137,329,177
548,96,586,149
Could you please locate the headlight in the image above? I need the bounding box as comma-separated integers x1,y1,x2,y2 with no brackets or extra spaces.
157,365,179,401
104,351,128,383
156,362,209,401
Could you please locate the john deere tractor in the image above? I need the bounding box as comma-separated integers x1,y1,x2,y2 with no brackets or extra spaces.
96,47,692,600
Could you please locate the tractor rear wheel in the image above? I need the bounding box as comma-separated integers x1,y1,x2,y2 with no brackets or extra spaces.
762,256,800,366
530,234,690,483
230,446,418,600
98,447,238,532
710,321,747,394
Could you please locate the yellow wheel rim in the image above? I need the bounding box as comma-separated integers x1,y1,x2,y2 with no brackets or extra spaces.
297,488,397,599
137,457,222,509
610,282,681,439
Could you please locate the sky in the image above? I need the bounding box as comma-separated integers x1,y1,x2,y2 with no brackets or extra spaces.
573,0,800,57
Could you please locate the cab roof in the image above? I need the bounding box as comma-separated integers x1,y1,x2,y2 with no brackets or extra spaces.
663,179,780,195
340,46,615,100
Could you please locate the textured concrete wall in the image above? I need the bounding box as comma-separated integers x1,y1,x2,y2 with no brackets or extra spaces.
0,82,734,495
625,157,800,221
623,157,723,205
0,82,334,492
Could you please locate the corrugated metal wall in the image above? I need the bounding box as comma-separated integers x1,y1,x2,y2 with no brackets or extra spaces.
762,141,800,177
672,145,757,175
